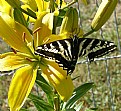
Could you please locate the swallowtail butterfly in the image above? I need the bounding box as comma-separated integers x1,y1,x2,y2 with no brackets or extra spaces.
35,35,116,75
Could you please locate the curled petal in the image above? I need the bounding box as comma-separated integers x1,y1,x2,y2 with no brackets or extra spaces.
34,12,54,47
8,65,37,111
41,61,74,101
0,52,34,71
0,13,32,43
0,13,33,55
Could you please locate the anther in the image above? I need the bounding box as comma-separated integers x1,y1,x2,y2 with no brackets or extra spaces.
22,32,26,42
11,48,17,54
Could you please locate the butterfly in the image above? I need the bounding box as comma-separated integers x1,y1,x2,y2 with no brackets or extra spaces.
35,35,117,75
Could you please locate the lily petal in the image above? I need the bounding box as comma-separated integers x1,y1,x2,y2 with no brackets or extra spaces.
0,52,34,71
41,61,74,101
43,34,67,44
8,65,37,111
35,0,49,12
34,12,54,47
0,0,11,14
0,13,33,55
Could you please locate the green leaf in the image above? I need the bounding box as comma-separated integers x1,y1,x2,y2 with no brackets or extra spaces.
65,83,94,108
29,93,54,111
14,8,28,27
36,80,54,105
26,8,37,19
36,71,53,95
36,80,53,95
36,71,54,106
54,9,67,28
36,71,49,85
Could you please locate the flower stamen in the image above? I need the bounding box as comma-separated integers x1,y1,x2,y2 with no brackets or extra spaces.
43,38,50,44
33,27,41,34
22,32,26,42
11,48,17,54
25,57,33,62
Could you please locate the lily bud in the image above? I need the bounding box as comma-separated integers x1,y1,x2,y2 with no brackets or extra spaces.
60,7,78,35
91,0,118,31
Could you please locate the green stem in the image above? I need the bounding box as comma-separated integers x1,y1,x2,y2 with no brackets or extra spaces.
83,30,95,37
52,16,57,34
62,1,77,10
54,90,60,111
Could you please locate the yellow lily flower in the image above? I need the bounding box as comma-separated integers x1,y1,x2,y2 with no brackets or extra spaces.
20,0,67,22
0,0,11,15
0,11,74,111
33,12,74,101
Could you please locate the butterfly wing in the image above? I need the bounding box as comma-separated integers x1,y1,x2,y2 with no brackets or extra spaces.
35,36,117,75
78,38,117,62
35,39,76,75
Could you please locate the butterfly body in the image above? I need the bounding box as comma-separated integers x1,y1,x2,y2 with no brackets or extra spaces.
35,35,116,75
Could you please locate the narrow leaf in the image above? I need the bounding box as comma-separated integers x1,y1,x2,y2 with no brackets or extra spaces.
14,8,28,27
36,70,49,85
36,80,53,95
65,83,94,108
26,8,37,19
29,93,54,111
36,80,54,105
